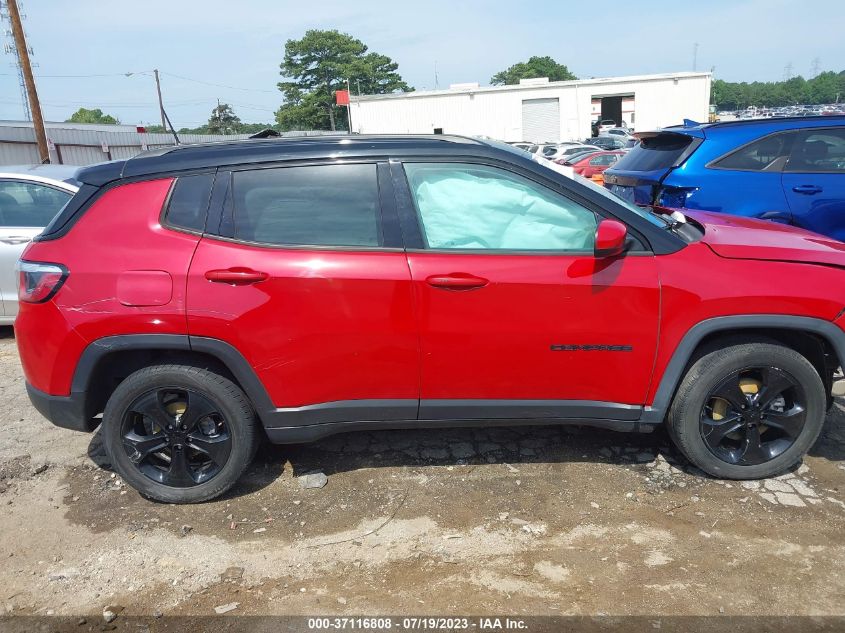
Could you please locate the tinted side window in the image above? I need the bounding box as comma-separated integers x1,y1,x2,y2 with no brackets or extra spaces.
164,173,214,232
785,128,845,173
231,164,381,247
404,163,596,251
0,180,72,227
713,133,793,171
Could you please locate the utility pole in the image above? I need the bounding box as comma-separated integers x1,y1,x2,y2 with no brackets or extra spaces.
153,69,167,130
6,0,48,162
810,57,821,77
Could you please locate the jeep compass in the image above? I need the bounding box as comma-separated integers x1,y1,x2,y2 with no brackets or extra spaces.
16,135,845,503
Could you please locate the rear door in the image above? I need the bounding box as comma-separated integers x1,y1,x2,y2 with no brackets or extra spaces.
186,161,419,426
0,179,73,318
395,160,660,421
781,127,845,241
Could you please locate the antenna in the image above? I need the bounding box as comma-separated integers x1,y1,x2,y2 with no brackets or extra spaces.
434,60,439,89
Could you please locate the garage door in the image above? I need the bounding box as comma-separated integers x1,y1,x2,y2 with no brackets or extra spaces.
522,98,560,143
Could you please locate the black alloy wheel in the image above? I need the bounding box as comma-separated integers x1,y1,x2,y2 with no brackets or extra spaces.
699,366,807,466
121,388,232,487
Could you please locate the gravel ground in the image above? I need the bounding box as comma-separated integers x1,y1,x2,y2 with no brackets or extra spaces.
1,326,845,628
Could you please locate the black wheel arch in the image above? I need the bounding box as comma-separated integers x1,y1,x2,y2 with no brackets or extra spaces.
642,315,845,425
72,335,277,427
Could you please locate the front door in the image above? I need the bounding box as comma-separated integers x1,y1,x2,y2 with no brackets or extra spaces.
781,127,845,241
186,162,418,425
397,161,660,420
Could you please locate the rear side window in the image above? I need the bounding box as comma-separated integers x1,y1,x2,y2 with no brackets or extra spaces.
229,164,381,247
712,133,793,171
785,128,845,173
613,132,694,171
164,173,214,232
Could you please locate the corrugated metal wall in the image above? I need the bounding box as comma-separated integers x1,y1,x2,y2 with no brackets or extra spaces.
0,123,323,166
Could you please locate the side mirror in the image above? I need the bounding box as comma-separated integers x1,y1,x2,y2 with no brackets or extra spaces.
594,219,628,258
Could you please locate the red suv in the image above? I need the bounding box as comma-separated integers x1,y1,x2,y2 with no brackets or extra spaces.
16,136,845,503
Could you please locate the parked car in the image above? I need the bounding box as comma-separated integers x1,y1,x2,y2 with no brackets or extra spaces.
585,136,629,151
554,149,601,166
565,150,625,178
603,116,845,241
592,119,617,136
17,135,845,502
542,142,595,161
509,142,533,152
0,165,78,324
551,144,601,161
602,127,636,141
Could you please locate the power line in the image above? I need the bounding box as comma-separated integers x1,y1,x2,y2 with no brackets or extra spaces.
0,98,213,108
0,71,133,78
0,69,278,95
160,71,276,93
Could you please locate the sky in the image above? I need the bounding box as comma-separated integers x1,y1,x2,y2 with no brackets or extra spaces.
1,0,843,128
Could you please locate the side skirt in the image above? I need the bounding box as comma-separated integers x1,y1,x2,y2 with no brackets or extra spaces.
262,399,651,444
265,416,655,444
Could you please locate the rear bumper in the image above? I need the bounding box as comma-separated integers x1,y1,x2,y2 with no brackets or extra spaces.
25,382,98,432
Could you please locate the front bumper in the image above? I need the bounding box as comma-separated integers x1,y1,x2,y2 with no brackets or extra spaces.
25,382,98,432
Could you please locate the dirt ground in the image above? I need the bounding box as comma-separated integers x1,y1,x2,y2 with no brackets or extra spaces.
2,326,845,629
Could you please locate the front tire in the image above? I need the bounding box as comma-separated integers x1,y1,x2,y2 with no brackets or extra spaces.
102,365,258,503
667,343,826,480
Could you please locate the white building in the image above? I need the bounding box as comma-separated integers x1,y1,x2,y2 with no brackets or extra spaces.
349,72,712,142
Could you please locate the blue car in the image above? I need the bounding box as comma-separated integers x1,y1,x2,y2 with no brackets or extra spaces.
603,116,845,241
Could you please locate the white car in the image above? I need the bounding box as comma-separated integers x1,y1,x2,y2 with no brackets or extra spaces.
601,127,636,140
550,144,601,161
540,142,594,161
0,165,78,324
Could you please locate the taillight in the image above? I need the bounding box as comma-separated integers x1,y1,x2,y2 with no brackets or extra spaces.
16,260,68,303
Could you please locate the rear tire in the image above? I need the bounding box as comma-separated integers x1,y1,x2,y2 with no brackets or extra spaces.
667,343,825,480
102,364,258,503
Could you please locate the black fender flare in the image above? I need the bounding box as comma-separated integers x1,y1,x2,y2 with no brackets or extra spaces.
640,315,845,425
72,334,277,425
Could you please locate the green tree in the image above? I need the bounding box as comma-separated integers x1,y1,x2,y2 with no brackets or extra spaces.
490,56,577,85
66,107,120,125
712,69,845,109
207,102,242,135
276,29,411,131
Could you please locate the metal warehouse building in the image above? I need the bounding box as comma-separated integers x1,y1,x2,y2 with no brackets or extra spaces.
0,122,340,166
0,120,253,166
350,71,712,142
